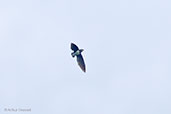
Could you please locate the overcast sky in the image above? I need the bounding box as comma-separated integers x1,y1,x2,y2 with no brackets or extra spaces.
0,0,171,114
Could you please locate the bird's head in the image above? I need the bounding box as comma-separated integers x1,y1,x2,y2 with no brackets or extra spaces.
80,49,84,52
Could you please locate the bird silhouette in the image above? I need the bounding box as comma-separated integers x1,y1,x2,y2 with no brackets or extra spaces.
71,43,86,72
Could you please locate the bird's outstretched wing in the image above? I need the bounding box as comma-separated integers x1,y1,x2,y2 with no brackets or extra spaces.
71,43,79,52
77,54,86,72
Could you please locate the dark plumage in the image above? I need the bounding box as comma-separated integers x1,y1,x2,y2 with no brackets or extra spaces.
71,43,86,72
71,43,79,52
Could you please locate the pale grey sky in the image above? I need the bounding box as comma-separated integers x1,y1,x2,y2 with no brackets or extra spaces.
0,0,171,114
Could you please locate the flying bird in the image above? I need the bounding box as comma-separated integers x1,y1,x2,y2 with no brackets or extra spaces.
71,43,86,72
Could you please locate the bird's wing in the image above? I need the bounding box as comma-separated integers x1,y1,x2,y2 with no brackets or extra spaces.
77,54,86,72
71,43,79,52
